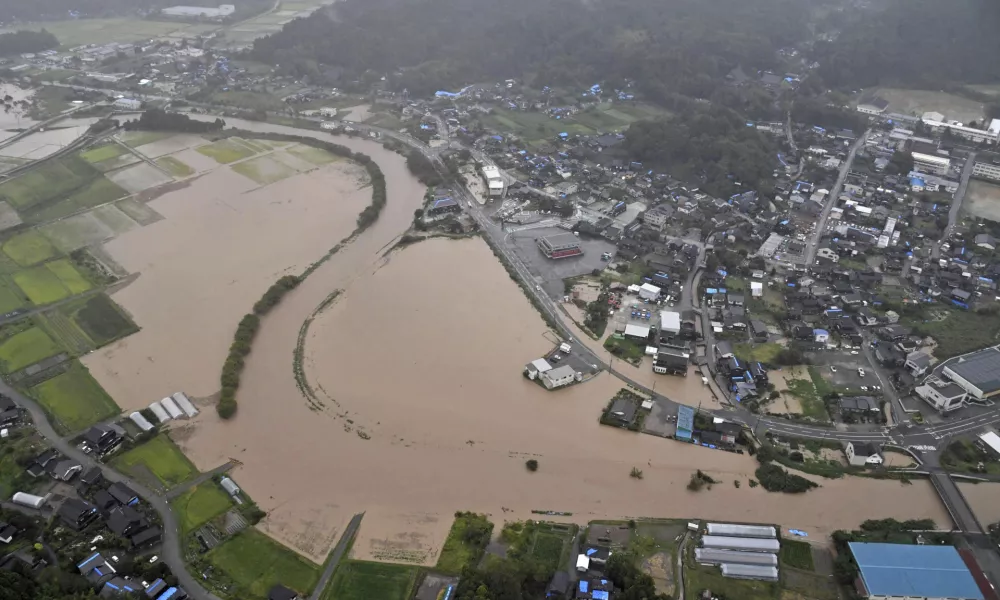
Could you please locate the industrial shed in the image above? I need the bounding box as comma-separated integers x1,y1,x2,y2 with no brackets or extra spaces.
129,412,154,432
701,535,780,553
721,564,779,581
696,548,778,567
706,523,777,539
148,402,170,423
160,397,184,419
172,392,199,417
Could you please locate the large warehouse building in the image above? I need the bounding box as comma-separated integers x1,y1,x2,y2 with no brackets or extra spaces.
537,233,583,259
848,542,985,600
942,347,1000,399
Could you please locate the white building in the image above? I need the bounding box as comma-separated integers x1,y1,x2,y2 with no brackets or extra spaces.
856,97,889,116
220,476,240,496
540,365,577,390
481,165,504,197
973,153,1000,182
624,324,651,340
148,401,171,423
916,378,968,412
128,412,154,432
113,98,141,110
941,347,1000,399
922,118,1000,144
159,397,184,419
750,281,763,298
660,310,681,335
161,4,235,18
845,441,883,467
524,358,552,379
172,392,199,417
638,283,660,301
911,152,950,175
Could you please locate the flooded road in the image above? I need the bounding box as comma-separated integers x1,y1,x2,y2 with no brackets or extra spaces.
88,117,953,564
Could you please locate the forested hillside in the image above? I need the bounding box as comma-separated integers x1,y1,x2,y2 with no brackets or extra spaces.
812,0,1000,89
251,0,824,99
0,0,268,22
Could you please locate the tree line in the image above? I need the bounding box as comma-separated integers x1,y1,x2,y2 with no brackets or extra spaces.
123,109,224,133
250,0,823,101
0,30,58,56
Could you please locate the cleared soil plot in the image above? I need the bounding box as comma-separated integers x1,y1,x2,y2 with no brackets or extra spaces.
207,528,321,600
231,155,296,185
873,88,985,123
80,143,128,164
351,510,451,567
197,138,259,164
3,230,58,266
323,560,419,600
287,143,342,166
115,198,163,226
0,327,62,372
172,481,234,533
0,200,22,231
112,434,198,490
155,156,195,178
964,180,1000,223
39,211,115,253
92,153,141,173
107,162,174,194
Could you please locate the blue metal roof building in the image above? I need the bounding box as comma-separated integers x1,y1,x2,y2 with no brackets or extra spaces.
849,542,983,599
676,405,694,441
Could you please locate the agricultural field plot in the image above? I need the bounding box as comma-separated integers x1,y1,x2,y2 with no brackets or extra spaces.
63,294,137,347
45,258,92,295
115,198,163,226
871,88,985,123
231,155,296,185
93,204,141,235
92,153,141,173
14,264,73,305
963,180,1000,223
197,138,259,164
908,308,1000,358
207,528,320,599
483,109,594,139
155,156,195,178
780,539,815,571
734,342,783,364
106,162,173,194
30,361,119,433
112,434,198,490
3,19,198,47
684,554,777,600
0,327,63,372
287,144,341,166
0,201,22,231
119,131,172,148
0,282,25,313
38,311,94,355
3,230,58,266
570,107,633,132
0,157,94,211
172,481,234,533
39,211,116,253
322,561,419,600
80,143,128,164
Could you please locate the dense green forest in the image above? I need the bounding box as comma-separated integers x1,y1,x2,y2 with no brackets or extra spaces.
624,105,778,197
812,0,1000,89
251,0,826,99
0,0,270,23
0,30,58,56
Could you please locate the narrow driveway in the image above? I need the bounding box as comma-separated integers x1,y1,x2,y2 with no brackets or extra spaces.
309,513,364,600
933,152,976,260
805,135,866,264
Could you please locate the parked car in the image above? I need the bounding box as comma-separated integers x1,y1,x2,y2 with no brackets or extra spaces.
858,368,866,377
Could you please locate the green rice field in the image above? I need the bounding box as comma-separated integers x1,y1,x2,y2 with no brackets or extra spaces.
46,259,92,294
30,361,120,433
155,156,195,178
0,327,63,372
112,434,198,489
322,561,419,600
172,482,234,533
197,138,258,164
80,144,128,164
13,259,91,305
2,230,58,266
65,294,137,347
207,529,320,599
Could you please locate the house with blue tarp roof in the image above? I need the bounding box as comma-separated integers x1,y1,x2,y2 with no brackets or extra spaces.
848,542,983,600
676,405,695,441
577,577,614,600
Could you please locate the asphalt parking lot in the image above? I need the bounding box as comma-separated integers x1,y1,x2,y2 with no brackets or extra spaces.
507,226,616,298
808,351,882,393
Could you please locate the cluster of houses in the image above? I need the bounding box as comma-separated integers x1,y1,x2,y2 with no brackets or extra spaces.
77,552,187,600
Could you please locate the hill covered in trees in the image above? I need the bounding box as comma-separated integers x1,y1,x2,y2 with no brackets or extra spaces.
0,30,58,56
251,0,824,100
811,0,1000,89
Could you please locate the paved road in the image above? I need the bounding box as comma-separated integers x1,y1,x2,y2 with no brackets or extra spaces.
0,380,222,600
804,135,866,265
931,472,984,534
933,151,977,260
308,513,364,600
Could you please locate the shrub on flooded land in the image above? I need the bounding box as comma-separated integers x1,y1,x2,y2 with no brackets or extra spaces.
754,463,817,493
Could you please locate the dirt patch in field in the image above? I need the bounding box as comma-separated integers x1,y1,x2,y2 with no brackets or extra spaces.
873,88,985,123
641,552,674,597
964,180,1000,223
107,162,174,194
349,509,450,566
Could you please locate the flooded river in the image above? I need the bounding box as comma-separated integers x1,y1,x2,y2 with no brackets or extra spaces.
87,117,952,563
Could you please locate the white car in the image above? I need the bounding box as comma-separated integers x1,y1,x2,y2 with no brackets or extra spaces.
858,368,866,377
830,366,837,373
149,556,159,564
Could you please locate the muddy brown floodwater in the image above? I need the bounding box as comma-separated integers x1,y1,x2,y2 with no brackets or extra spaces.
90,117,953,565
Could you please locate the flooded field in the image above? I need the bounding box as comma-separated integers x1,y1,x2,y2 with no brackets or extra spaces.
958,482,1000,527
0,118,99,160
85,117,953,565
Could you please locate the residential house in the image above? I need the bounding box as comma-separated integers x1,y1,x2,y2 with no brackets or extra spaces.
905,351,933,377
813,329,830,344
728,293,745,306
725,305,746,330
874,344,905,368
845,441,883,467
878,324,910,342
839,396,881,415
0,396,18,427
714,421,742,445
145,580,168,598
576,578,614,600
106,506,148,538
0,521,16,544
854,308,878,327
107,482,139,507
540,365,578,390
101,576,142,597
545,572,570,598
26,449,60,478
749,319,769,342
77,552,116,586
131,527,162,549
715,340,735,359
58,499,99,530
79,466,104,488
81,425,124,456
93,490,119,514
975,234,997,251
48,459,82,482
605,398,637,427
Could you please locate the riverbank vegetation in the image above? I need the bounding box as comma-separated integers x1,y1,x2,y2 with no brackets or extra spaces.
123,108,224,133
436,512,493,574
